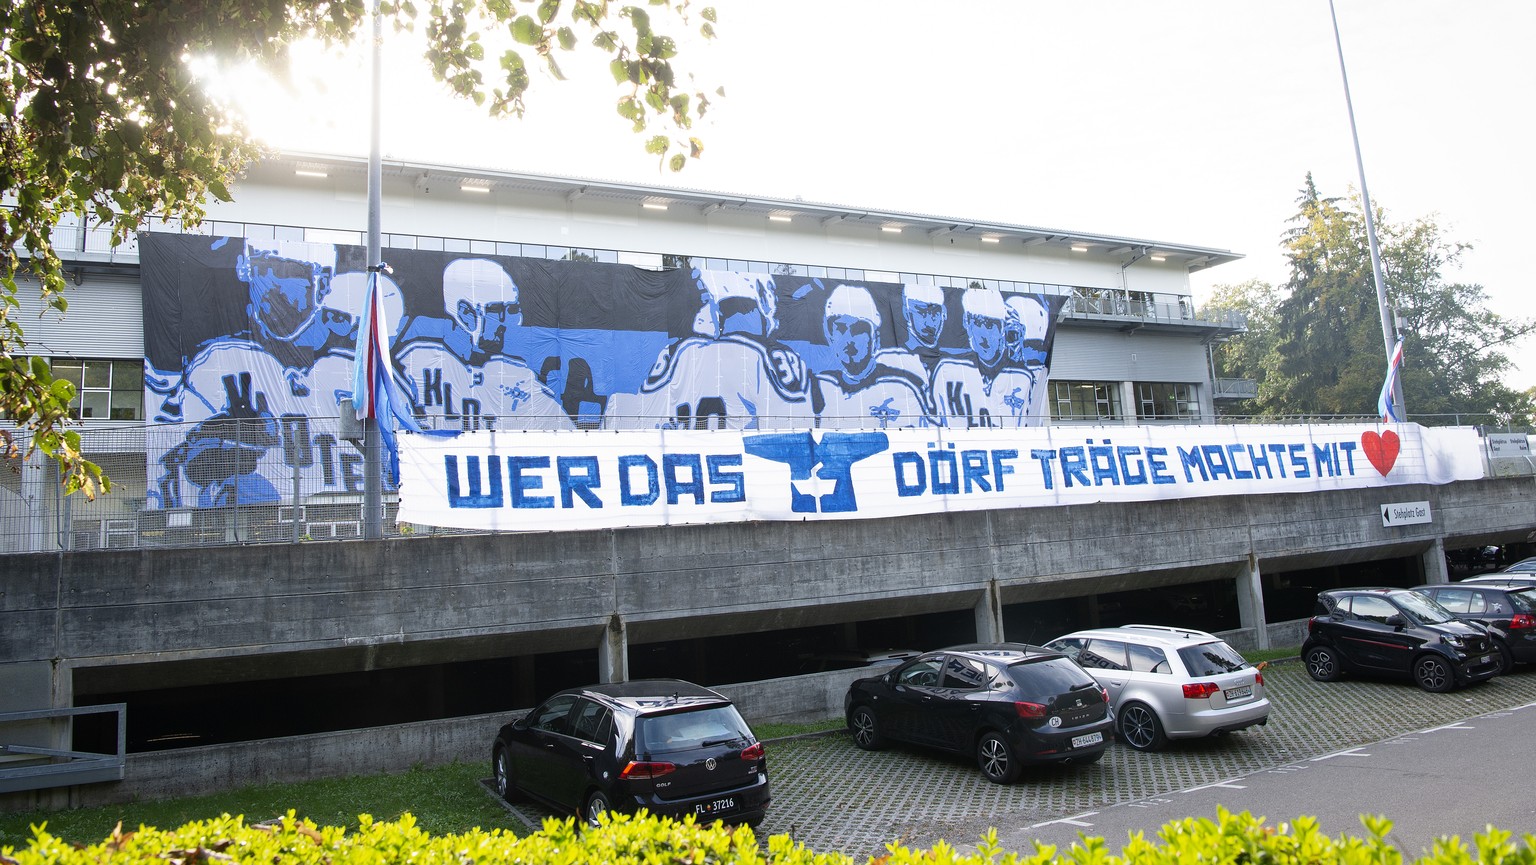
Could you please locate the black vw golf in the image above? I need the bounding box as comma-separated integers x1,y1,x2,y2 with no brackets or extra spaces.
843,643,1113,784
491,679,770,827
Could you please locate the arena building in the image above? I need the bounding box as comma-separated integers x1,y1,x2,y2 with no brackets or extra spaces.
3,153,1532,807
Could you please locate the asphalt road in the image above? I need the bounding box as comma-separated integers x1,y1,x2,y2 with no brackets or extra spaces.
989,699,1536,856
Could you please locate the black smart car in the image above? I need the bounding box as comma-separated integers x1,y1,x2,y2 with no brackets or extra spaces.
843,643,1112,784
1415,581,1536,672
1302,587,1500,692
491,679,769,827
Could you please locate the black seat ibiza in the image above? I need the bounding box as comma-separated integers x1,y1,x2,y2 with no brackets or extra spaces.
843,643,1112,784
492,679,770,827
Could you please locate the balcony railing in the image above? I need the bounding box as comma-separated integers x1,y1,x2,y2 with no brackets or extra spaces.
1213,378,1260,399
24,209,1228,323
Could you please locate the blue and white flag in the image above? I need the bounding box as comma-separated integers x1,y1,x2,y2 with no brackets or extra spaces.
351,269,432,483
1377,334,1405,423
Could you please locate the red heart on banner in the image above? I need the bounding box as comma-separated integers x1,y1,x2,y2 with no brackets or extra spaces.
1361,430,1400,476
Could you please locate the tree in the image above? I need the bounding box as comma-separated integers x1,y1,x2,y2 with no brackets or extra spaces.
1,0,719,498
1205,175,1535,427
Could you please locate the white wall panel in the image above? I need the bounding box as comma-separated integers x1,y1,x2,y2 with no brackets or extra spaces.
1050,330,1208,383
13,278,144,358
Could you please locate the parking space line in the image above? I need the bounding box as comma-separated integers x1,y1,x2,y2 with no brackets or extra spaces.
1422,722,1474,733
1184,780,1247,792
1031,812,1098,829
1310,747,1370,761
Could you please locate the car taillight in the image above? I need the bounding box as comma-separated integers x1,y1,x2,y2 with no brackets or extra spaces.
1014,701,1048,718
740,742,765,761
1099,686,1110,704
1510,614,1536,631
1182,682,1220,699
1254,670,1265,686
619,761,676,780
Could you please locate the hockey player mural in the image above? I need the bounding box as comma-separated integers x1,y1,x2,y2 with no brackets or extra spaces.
139,233,1066,511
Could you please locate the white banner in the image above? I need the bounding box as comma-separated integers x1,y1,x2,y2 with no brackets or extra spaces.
396,423,1486,532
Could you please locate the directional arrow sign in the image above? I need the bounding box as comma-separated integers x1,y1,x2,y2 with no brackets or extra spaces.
1381,500,1432,527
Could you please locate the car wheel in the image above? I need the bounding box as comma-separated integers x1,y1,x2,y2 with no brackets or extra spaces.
491,744,516,801
1117,702,1167,751
583,790,611,828
1413,654,1456,692
849,705,887,750
976,731,1022,784
1494,640,1515,675
1304,646,1343,682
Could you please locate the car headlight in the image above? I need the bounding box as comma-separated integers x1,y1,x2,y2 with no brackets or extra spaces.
1440,634,1465,648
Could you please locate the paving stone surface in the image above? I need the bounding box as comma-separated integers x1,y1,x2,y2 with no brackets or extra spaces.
493,661,1536,859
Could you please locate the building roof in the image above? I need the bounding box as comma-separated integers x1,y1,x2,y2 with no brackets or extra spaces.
265,151,1244,274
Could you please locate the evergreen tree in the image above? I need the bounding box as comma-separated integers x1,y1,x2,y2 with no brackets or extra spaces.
1205,175,1534,427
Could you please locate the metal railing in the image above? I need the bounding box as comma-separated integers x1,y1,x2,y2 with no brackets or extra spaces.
1213,378,1260,399
28,209,1220,323
0,704,126,794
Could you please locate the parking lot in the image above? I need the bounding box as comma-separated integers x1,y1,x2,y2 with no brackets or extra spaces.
493,661,1536,859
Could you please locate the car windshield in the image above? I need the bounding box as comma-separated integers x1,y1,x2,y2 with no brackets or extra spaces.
1007,656,1098,701
1176,641,1250,675
637,705,753,754
1509,588,1536,612
1394,591,1455,624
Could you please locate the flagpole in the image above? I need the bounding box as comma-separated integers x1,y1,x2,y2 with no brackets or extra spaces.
1329,0,1405,418
363,0,384,539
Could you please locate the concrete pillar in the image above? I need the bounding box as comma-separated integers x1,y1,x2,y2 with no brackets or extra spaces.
598,615,628,683
974,582,1003,643
1234,554,1270,651
1120,381,1138,425
1422,537,1450,585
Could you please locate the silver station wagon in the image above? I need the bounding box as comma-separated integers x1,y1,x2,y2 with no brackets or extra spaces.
1044,624,1270,751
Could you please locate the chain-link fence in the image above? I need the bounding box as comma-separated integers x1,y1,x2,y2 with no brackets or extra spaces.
0,417,489,554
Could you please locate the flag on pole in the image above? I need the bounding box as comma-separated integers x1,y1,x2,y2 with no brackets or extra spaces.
351,267,429,483
1376,334,1405,423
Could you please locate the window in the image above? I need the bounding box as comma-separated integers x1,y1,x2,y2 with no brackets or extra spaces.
529,695,577,734
571,698,613,744
1051,380,1121,421
1080,640,1128,671
49,358,144,421
1433,589,1473,614
898,658,943,687
1135,382,1199,421
1126,643,1170,674
941,656,989,690
1344,595,1397,624
1178,641,1250,675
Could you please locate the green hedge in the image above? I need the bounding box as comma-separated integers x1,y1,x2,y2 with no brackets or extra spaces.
1,807,1531,865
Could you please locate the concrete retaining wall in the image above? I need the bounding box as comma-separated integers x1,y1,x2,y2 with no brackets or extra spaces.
1,475,1532,809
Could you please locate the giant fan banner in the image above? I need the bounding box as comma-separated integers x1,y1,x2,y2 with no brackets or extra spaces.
138,233,1065,509
395,424,1484,532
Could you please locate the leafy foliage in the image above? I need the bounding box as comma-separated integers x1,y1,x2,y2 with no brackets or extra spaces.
1,0,718,497
1205,175,1535,427
2,808,1533,865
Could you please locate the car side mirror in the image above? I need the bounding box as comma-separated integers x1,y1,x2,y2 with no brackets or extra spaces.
1385,614,1406,628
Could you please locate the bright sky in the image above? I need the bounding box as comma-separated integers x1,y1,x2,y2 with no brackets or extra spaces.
228,0,1535,390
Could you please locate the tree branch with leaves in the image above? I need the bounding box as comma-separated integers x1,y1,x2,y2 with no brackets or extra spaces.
1,0,719,498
